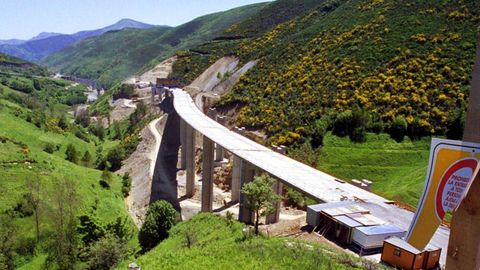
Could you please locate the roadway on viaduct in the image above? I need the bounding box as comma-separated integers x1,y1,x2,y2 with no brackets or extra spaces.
169,87,450,264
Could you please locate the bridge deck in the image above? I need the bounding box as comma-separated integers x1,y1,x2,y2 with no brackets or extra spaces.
171,88,449,263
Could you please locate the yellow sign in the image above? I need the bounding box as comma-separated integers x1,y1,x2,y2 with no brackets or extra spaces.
406,138,480,250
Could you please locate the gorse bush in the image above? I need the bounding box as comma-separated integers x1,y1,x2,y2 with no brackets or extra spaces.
174,0,479,145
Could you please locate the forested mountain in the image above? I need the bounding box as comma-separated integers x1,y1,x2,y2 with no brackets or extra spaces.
42,3,267,87
0,19,156,62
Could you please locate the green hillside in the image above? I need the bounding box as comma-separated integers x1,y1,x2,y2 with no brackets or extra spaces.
0,53,49,76
42,3,267,87
120,213,388,270
171,0,479,207
0,57,135,269
174,0,479,141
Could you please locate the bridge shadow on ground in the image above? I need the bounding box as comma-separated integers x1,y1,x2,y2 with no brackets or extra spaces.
150,109,181,212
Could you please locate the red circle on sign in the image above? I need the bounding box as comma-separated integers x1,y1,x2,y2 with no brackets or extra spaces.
435,158,477,220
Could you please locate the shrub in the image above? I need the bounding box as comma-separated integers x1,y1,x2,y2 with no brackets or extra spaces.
85,234,128,270
370,121,384,134
284,187,316,210
349,126,367,143
121,173,132,197
332,111,353,137
106,147,125,171
65,143,79,164
310,116,330,148
77,215,106,246
138,200,179,251
332,109,369,142
446,107,465,140
99,180,110,189
389,116,408,142
82,150,93,167
43,142,56,154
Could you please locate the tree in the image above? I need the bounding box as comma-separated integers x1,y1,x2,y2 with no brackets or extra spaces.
332,108,369,141
389,116,408,142
138,200,179,251
0,214,18,270
310,116,329,148
65,143,79,164
350,126,367,143
241,175,282,234
58,115,69,130
82,150,93,167
446,106,466,140
121,173,132,197
25,179,42,243
85,234,128,270
105,146,125,171
101,170,112,182
45,179,80,270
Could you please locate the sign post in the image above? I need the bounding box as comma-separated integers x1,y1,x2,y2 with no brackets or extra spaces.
446,32,480,270
405,139,480,250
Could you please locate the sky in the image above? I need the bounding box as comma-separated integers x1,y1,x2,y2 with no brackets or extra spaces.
0,0,270,40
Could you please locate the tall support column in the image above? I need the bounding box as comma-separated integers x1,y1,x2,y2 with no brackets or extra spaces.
215,115,225,162
238,161,255,223
201,136,214,212
447,34,480,270
231,155,242,203
266,180,283,224
185,123,196,197
215,144,224,162
179,120,186,170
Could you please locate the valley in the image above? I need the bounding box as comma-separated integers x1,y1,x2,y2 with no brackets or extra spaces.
0,0,479,269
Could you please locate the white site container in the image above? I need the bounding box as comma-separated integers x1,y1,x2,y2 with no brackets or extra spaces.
306,201,355,227
352,224,406,250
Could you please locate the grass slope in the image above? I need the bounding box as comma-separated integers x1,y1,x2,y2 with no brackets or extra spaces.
316,133,430,206
0,101,133,268
42,3,267,87
120,213,388,270
0,56,134,267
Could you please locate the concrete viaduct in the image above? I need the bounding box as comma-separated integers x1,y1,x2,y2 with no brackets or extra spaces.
149,87,449,263
168,88,407,223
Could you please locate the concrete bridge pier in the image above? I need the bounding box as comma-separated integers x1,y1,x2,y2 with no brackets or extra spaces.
231,155,242,203
215,144,224,162
201,136,215,212
238,161,256,224
266,179,283,224
185,122,196,197
214,115,226,163
179,120,186,170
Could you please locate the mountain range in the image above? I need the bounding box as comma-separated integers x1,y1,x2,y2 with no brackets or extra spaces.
42,3,267,87
0,18,156,61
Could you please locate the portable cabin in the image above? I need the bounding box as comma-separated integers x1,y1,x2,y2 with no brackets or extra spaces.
352,224,406,255
330,215,364,246
381,237,425,269
306,201,355,228
423,247,441,269
318,204,369,234
381,237,441,270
